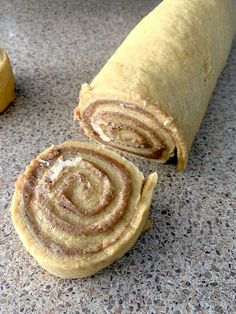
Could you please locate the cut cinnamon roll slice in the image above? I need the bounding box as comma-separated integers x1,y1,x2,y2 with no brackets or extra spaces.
11,141,157,278
75,0,236,171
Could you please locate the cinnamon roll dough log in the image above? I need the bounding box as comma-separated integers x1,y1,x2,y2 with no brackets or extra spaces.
11,141,157,278
75,0,236,171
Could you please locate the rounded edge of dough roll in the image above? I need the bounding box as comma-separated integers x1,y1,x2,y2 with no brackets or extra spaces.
0,49,15,113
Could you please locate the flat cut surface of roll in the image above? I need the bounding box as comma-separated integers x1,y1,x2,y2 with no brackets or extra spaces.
11,141,157,278
0,49,15,113
75,0,236,170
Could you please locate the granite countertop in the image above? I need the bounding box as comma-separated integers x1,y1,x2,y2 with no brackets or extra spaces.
0,0,235,313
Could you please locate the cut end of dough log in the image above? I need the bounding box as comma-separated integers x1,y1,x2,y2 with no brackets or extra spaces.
75,97,188,171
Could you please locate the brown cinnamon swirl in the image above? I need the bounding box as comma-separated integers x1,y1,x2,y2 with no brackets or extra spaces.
11,141,157,278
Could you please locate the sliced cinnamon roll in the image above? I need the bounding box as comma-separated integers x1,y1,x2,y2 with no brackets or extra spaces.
75,0,236,171
11,141,157,278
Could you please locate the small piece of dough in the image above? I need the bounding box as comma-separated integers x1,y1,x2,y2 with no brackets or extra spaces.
11,141,157,278
0,49,15,113
75,0,236,171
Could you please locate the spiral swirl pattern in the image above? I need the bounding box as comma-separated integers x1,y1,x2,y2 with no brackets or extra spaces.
77,97,180,166
11,141,157,278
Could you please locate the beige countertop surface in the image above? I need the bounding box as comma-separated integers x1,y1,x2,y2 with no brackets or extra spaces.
0,0,235,313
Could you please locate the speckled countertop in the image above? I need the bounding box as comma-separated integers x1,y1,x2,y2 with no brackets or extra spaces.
0,0,235,313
